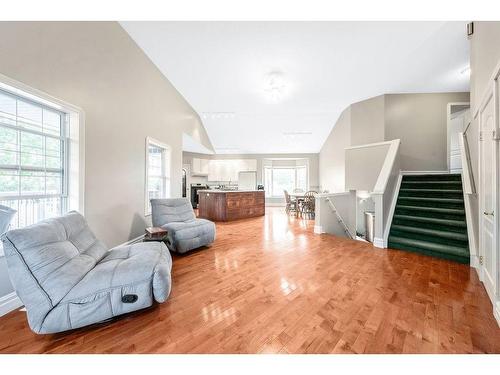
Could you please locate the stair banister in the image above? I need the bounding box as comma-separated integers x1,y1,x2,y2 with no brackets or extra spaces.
370,139,401,248
325,197,354,239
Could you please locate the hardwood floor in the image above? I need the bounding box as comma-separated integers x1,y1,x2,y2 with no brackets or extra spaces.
1,207,499,354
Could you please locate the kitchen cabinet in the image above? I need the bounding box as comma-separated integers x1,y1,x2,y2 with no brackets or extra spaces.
207,159,257,181
192,158,209,176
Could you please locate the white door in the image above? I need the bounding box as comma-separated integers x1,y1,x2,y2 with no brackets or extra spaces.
449,108,470,173
479,92,497,301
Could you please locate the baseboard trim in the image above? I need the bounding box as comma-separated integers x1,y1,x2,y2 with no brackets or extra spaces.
470,254,480,269
119,234,145,247
494,301,500,327
314,225,324,234
373,237,385,248
0,292,23,317
265,203,286,207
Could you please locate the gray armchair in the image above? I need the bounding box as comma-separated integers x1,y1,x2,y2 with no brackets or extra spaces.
151,198,216,254
1,211,172,334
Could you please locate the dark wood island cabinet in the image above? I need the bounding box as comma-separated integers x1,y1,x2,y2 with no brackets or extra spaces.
197,190,265,221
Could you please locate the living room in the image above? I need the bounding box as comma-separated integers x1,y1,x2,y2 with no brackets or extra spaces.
1,0,500,372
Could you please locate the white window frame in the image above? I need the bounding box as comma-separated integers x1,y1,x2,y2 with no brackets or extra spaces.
264,162,309,198
0,73,85,256
145,137,171,216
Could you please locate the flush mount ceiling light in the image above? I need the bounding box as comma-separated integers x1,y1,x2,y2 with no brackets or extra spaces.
201,112,235,120
263,71,288,102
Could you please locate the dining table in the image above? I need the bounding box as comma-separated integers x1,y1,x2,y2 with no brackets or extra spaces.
288,192,316,217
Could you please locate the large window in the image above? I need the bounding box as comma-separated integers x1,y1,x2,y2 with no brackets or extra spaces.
264,161,308,198
0,89,67,229
145,137,171,215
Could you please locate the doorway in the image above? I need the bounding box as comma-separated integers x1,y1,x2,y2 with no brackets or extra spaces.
447,102,471,173
182,168,187,198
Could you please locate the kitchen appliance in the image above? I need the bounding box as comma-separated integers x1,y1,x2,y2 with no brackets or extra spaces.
238,171,257,191
190,183,209,208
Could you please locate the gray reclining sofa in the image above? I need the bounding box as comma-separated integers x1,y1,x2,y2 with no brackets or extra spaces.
1,211,172,334
151,198,215,254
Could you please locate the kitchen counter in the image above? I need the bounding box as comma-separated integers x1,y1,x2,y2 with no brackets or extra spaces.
197,190,265,221
197,189,262,193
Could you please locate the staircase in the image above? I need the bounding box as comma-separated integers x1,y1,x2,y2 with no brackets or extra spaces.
388,174,470,264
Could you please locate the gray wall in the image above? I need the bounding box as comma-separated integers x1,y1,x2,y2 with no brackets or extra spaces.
385,92,470,171
183,151,320,204
345,143,390,191
319,92,470,192
318,107,351,193
351,95,385,146
0,22,213,298
470,22,500,113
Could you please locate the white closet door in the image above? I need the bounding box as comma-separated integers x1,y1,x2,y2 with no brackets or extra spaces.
479,91,498,301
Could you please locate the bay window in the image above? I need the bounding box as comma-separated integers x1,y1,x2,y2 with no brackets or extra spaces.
263,159,309,198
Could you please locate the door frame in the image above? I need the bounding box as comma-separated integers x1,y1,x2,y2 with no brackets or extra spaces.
475,60,500,325
447,102,471,172
182,163,192,202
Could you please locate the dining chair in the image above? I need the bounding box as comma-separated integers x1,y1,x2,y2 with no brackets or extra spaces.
284,190,297,215
300,191,317,219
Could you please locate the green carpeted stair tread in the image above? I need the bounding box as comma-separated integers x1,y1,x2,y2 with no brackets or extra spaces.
388,239,469,264
400,188,463,194
388,236,469,260
397,197,463,203
403,174,462,181
396,198,464,210
390,224,468,242
389,225,468,247
393,214,466,227
398,189,464,199
395,205,465,216
401,181,463,190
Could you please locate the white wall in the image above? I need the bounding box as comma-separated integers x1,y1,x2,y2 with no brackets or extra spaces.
319,107,351,193
350,95,385,146
385,93,470,171
345,143,390,191
470,22,500,114
0,22,213,299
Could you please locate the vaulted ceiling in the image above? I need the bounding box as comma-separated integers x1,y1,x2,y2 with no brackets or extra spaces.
121,21,470,154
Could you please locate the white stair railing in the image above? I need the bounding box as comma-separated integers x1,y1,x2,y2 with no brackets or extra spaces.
325,197,354,239
460,122,476,194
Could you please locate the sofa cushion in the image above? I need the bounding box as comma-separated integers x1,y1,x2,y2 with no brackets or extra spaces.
151,198,195,226
162,219,216,254
62,241,172,304
3,211,107,307
162,219,214,240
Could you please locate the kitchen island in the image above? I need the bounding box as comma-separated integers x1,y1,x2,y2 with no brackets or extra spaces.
197,190,265,221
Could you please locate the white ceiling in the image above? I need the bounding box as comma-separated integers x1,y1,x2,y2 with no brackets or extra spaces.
121,21,470,154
